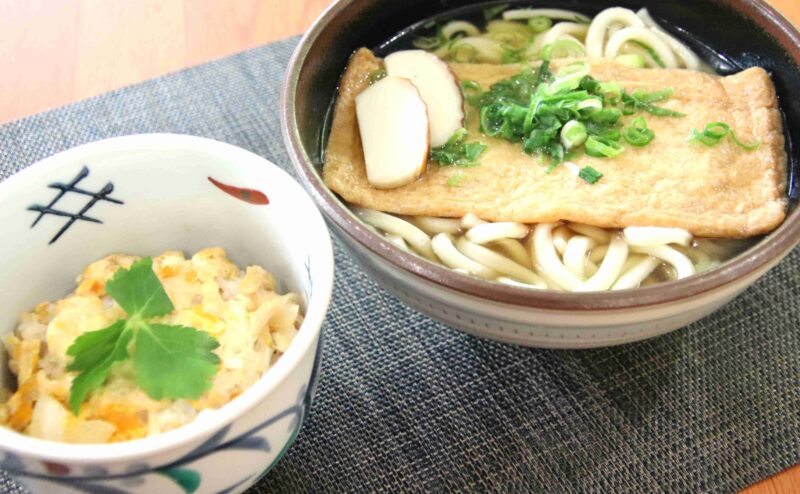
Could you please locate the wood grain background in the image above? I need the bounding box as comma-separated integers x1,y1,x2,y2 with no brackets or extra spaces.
1,1,798,492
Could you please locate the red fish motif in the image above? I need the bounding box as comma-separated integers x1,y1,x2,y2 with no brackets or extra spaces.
208,177,269,205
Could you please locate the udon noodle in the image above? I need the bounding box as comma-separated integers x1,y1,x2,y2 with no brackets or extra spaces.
422,7,703,70
344,6,757,291
354,207,747,291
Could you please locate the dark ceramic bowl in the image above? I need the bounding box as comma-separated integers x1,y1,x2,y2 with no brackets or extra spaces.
281,0,800,347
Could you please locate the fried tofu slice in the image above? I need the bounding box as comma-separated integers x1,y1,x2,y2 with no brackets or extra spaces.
323,48,787,238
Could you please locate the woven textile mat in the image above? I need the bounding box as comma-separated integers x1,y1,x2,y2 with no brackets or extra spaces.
0,37,798,493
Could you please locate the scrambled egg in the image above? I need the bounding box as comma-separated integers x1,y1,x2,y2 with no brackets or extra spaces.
0,248,301,443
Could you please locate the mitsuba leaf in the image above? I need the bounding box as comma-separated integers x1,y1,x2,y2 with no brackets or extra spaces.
68,323,133,414
134,324,220,401
105,257,174,318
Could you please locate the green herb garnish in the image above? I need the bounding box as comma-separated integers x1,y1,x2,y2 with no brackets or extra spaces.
527,16,553,34
578,165,604,184
621,89,685,117
460,80,483,106
689,121,761,150
540,39,586,60
585,136,624,158
430,128,487,167
630,40,666,68
469,62,681,174
483,3,509,20
66,258,220,414
447,173,468,187
368,69,387,84
622,117,655,146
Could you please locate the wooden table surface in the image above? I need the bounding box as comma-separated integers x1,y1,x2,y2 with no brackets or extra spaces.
2,1,799,492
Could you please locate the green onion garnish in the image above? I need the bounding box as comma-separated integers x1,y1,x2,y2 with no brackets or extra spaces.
630,40,666,68
430,128,487,167
598,82,623,104
689,122,761,150
528,16,553,33
447,173,467,187
368,69,387,84
540,39,586,61
615,54,647,68
501,49,523,64
622,89,685,117
465,62,682,181
578,166,604,184
460,79,483,107
483,3,509,21
412,35,443,50
622,117,655,146
561,120,588,150
585,136,625,158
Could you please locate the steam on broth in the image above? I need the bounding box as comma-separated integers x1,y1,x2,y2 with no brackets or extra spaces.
323,5,784,292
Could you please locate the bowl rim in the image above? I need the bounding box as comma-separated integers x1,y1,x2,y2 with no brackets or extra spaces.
281,0,800,311
0,134,334,465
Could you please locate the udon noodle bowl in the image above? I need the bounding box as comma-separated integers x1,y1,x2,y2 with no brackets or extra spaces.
323,6,785,292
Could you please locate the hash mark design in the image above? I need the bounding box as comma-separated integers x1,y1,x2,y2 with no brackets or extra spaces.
28,166,123,244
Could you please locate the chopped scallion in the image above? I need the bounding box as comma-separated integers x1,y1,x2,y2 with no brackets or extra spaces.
540,39,585,61
561,120,588,150
412,35,443,50
368,69,387,84
430,128,488,167
483,3,509,21
689,121,760,150
597,82,623,104
585,136,624,158
622,117,655,146
578,166,604,184
630,40,666,68
447,173,467,187
615,53,646,68
527,16,553,33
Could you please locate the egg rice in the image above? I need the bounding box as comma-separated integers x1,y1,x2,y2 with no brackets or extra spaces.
0,248,301,443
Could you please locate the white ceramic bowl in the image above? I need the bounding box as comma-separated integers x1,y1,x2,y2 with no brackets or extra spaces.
0,134,334,493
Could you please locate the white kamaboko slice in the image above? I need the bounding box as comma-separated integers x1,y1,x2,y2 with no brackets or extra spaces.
604,27,679,68
460,212,486,229
466,222,529,244
355,76,429,189
354,207,435,259
431,233,498,279
532,223,583,290
412,216,462,234
623,226,693,247
612,256,661,290
575,236,629,292
585,7,645,57
455,237,545,285
503,8,591,23
384,50,465,148
562,235,597,277
631,244,696,279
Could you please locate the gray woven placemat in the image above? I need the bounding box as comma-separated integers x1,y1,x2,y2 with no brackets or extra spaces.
1,37,798,493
